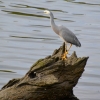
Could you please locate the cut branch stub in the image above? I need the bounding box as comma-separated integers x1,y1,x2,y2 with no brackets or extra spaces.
0,43,89,100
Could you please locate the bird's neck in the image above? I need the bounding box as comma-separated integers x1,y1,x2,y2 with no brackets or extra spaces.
50,12,59,34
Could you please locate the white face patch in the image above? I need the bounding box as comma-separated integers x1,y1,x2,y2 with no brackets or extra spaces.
44,10,50,14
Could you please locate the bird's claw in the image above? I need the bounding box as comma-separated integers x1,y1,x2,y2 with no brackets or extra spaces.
61,56,67,60
61,52,68,60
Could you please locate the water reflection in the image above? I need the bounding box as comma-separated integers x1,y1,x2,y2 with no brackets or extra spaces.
65,0,100,5
10,35,56,40
64,0,75,2
0,70,14,73
10,4,46,10
73,1,100,5
2,10,47,18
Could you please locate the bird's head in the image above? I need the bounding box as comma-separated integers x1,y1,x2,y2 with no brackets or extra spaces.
44,10,50,15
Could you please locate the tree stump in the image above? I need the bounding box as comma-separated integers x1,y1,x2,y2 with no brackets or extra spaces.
0,43,89,100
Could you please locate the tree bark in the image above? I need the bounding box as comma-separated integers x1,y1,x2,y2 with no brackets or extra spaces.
0,43,89,100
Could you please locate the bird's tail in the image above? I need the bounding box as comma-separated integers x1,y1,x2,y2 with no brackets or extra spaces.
76,39,81,47
75,37,81,47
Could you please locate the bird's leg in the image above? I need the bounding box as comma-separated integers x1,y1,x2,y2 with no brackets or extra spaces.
68,44,72,52
61,43,68,60
61,43,72,60
65,42,68,55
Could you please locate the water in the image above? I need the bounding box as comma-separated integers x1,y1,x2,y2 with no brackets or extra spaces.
0,0,100,99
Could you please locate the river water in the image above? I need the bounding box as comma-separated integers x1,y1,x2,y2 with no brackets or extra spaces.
0,0,100,100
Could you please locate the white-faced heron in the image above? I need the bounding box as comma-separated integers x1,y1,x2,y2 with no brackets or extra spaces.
44,10,81,59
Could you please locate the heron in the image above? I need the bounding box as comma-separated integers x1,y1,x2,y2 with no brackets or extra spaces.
44,10,81,60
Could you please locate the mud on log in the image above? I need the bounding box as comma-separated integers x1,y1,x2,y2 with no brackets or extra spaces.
0,43,88,100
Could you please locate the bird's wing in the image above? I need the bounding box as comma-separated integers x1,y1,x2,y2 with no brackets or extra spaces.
58,25,81,47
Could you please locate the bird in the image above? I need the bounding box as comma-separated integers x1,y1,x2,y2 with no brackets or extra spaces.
44,10,81,60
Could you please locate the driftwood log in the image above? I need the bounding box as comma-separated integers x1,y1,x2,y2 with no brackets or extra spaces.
0,43,88,100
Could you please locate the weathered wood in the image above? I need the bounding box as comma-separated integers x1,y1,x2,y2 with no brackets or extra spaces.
0,43,88,100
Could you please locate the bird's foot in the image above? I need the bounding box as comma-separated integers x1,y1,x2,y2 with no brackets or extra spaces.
61,52,68,60
61,55,67,60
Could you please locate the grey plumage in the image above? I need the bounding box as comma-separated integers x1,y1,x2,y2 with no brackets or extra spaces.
44,10,81,47
59,25,81,47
